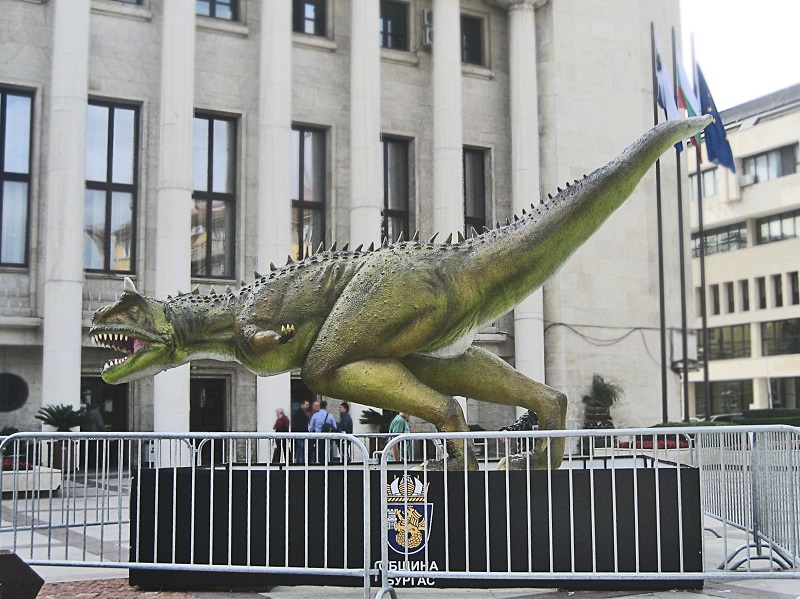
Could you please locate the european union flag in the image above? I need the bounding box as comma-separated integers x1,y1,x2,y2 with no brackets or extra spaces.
697,66,736,173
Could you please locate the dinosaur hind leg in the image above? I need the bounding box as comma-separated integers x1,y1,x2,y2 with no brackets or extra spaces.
402,346,567,470
301,357,478,470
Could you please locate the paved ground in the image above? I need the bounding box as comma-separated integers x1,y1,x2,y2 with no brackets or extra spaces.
32,576,800,599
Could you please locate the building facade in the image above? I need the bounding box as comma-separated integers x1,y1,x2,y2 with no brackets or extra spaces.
0,0,688,435
688,84,800,417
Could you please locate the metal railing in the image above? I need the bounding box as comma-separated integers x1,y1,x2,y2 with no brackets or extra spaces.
2,426,799,597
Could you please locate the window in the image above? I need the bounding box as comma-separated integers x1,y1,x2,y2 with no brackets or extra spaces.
196,0,238,21
770,377,799,410
381,137,410,243
192,114,236,278
0,373,28,412
698,324,751,361
691,222,746,257
689,168,717,202
791,272,799,305
84,101,138,273
773,274,784,308
0,89,32,266
762,318,800,356
463,148,486,234
725,281,735,313
756,209,800,245
695,380,753,417
380,1,409,50
291,126,326,259
710,284,720,315
742,144,797,183
740,279,750,311
461,15,483,65
756,276,767,309
293,0,325,36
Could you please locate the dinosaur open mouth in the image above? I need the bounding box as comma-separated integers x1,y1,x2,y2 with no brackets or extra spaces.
91,332,153,372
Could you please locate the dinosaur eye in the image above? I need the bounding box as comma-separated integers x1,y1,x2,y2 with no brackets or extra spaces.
128,306,140,316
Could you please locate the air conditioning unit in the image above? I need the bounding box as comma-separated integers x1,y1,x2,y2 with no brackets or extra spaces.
421,9,433,47
738,173,756,187
422,26,433,47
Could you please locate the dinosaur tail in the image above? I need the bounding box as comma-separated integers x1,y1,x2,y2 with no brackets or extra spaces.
471,115,713,319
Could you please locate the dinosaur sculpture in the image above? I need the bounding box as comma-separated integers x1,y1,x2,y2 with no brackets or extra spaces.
90,116,711,471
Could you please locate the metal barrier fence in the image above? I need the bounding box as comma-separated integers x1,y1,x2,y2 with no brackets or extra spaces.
2,426,799,597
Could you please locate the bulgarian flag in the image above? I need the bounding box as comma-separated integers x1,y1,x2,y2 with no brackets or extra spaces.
676,53,702,160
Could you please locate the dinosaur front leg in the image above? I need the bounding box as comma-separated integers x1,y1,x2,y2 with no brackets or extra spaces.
402,346,567,470
302,357,478,470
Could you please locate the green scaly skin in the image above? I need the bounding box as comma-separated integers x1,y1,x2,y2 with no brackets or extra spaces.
90,116,712,471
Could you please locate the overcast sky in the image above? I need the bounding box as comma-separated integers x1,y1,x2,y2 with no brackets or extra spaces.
680,0,800,110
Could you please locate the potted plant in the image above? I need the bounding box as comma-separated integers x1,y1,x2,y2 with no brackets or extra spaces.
581,375,623,453
35,404,90,469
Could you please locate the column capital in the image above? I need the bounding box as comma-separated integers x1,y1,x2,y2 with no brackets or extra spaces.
486,0,546,12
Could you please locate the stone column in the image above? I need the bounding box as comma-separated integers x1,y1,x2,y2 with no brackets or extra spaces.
348,0,382,248
152,0,196,432
432,0,464,238
346,0,382,431
503,0,547,410
256,0,293,442
41,0,91,417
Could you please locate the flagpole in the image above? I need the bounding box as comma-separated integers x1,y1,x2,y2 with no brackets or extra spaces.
651,22,669,424
672,27,690,422
692,35,712,420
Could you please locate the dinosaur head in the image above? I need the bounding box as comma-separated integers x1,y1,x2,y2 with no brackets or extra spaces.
89,278,177,384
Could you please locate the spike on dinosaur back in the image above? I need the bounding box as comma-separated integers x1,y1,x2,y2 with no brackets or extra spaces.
428,233,438,244
368,242,375,252
381,237,389,248
457,231,465,243
316,242,325,254
122,277,137,295
192,284,200,295
396,231,405,243
355,244,363,253
330,241,337,252
412,230,419,241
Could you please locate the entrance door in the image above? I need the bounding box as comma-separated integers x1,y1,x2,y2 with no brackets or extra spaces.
80,378,129,467
190,378,227,465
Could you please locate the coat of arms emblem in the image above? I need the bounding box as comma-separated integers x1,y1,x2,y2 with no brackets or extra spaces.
386,475,433,555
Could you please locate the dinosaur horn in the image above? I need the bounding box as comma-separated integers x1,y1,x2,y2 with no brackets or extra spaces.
122,277,138,294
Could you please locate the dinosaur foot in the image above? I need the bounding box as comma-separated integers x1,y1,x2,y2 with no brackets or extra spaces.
413,454,479,471
497,436,565,470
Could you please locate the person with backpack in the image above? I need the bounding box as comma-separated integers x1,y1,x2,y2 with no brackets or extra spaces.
308,400,337,463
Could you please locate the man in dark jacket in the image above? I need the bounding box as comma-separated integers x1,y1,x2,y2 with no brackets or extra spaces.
337,401,354,463
291,399,310,464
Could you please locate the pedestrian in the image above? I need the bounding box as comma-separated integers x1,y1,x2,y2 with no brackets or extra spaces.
308,399,337,463
337,401,354,462
291,399,310,464
272,407,290,464
388,412,411,462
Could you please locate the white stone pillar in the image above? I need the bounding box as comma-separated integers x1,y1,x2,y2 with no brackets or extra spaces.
41,0,91,416
349,0,382,248
432,0,464,238
152,0,196,432
256,0,293,443
346,0,382,431
507,0,546,410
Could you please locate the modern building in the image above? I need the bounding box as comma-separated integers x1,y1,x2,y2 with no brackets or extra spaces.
688,83,800,417
0,0,689,435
